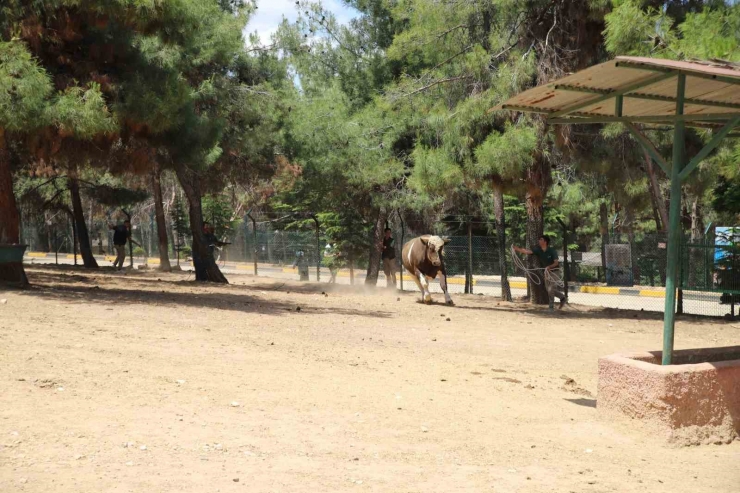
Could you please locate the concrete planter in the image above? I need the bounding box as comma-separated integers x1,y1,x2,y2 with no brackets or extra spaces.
598,346,740,446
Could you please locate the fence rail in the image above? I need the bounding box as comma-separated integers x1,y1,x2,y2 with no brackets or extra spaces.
20,217,740,318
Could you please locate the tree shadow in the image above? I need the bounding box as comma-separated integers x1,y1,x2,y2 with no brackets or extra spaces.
564,398,597,408
451,297,727,325
19,269,393,319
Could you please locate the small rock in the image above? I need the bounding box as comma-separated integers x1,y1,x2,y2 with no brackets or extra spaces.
585,448,593,453
139,445,147,451
296,306,301,312
270,342,274,346
432,338,437,341
57,387,65,392
355,480,363,485
445,318,451,322
397,297,400,301
214,444,223,451
19,478,27,484
230,401,240,407
233,478,240,483
176,380,186,385
421,426,428,432
0,299,7,305
125,461,134,466
74,454,85,460
508,469,517,473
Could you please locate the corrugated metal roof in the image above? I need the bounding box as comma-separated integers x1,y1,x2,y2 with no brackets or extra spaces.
493,56,740,128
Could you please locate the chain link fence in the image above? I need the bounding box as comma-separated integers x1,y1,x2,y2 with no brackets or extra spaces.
20,213,740,318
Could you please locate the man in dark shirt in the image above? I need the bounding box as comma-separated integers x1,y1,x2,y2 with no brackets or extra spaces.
108,220,140,270
203,223,227,259
382,228,397,288
514,235,567,310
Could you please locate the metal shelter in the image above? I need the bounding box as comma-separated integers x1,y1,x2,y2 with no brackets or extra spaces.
494,56,740,365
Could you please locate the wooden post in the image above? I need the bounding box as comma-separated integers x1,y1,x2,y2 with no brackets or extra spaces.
467,220,474,294
247,212,257,276
398,210,404,291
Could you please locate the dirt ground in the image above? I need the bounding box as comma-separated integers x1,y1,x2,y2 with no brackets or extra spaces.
1,266,739,493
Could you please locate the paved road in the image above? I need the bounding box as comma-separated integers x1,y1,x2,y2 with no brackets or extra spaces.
24,255,732,317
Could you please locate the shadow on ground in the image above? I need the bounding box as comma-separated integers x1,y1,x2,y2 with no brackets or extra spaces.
453,296,728,325
17,267,393,319
565,398,597,408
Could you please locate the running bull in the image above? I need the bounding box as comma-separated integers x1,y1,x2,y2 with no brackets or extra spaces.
401,235,453,305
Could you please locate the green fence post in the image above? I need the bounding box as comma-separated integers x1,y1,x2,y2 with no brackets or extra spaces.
662,72,686,366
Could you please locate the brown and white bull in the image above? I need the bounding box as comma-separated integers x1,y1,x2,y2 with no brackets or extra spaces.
401,235,453,305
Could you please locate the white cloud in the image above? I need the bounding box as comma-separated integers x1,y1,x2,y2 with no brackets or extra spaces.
246,0,357,45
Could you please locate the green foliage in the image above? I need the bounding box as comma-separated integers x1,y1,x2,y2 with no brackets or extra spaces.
202,194,238,238
713,174,740,219
86,185,149,208
473,124,538,180
0,40,51,131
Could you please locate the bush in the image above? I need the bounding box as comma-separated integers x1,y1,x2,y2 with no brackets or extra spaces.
133,247,145,257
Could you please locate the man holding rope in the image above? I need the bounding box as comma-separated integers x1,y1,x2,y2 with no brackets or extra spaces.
514,236,567,311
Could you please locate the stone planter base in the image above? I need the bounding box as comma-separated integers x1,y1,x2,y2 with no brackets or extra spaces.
598,346,740,446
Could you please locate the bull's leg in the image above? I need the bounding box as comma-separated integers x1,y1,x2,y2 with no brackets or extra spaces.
420,274,432,304
439,272,454,305
412,269,427,303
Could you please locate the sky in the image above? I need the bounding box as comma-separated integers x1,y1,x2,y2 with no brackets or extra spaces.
247,0,357,45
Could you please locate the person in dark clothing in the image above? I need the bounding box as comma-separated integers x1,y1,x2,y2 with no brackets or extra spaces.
203,223,228,259
382,228,397,288
108,220,140,270
514,235,567,310
292,250,309,281
193,222,228,278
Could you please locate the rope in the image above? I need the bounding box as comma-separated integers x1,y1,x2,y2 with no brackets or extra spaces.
510,245,565,289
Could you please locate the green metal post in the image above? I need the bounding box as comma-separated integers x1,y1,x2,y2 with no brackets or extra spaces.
662,73,686,366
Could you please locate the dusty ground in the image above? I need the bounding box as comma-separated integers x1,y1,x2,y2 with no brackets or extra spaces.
1,265,738,493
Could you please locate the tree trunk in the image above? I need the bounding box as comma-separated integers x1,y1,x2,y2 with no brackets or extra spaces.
688,197,704,288
0,131,29,286
492,181,512,301
174,165,227,283
525,183,548,304
623,204,638,284
152,163,172,272
67,167,98,268
645,151,668,232
365,208,387,286
599,201,608,282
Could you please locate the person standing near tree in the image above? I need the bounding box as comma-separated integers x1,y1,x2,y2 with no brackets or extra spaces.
108,220,139,271
514,235,567,311
382,228,397,289
324,243,340,283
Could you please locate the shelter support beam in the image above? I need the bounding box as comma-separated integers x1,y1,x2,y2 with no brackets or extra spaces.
555,84,740,110
679,116,740,181
548,113,740,125
624,123,670,175
550,72,675,118
663,73,687,366
614,59,740,87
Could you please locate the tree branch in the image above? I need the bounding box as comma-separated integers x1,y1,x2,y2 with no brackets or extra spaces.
401,75,473,98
